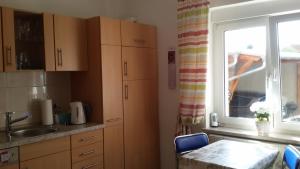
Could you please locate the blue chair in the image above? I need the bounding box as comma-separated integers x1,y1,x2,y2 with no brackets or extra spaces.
174,133,209,168
283,145,300,169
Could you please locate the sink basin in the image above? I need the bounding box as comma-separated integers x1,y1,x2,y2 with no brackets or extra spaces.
10,127,57,137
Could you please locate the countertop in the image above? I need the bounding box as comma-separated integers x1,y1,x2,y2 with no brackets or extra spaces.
0,123,105,149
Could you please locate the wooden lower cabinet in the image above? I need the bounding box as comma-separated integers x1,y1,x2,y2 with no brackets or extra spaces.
124,80,160,169
104,123,124,169
0,164,19,169
20,151,71,169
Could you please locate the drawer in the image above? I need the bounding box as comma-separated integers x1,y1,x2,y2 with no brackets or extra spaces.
20,151,71,169
72,142,103,163
71,129,103,148
121,20,156,48
72,156,103,169
0,164,19,169
20,136,70,161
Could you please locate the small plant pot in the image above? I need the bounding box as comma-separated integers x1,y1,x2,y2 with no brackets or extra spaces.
255,121,270,136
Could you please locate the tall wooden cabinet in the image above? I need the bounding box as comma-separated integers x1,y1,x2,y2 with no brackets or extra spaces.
121,20,160,169
71,17,159,169
71,17,124,169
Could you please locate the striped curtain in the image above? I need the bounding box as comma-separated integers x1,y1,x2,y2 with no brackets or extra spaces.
177,0,209,128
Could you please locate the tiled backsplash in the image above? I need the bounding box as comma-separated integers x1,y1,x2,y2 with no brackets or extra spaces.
0,71,71,129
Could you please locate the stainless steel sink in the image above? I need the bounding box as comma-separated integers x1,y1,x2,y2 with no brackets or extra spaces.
10,127,57,137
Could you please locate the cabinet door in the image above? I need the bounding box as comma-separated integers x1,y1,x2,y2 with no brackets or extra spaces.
124,80,160,169
0,164,19,169
54,15,87,71
122,47,157,81
20,151,71,169
121,21,156,48
102,45,123,126
104,124,124,169
2,7,16,72
100,17,121,45
43,13,55,71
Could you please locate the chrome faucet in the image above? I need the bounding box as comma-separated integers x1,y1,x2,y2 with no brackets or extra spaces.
5,112,30,134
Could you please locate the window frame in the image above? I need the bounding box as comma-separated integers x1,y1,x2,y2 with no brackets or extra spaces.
270,12,300,132
212,12,300,132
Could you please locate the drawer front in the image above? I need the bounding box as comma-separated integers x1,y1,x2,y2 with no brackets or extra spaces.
20,151,71,169
20,136,70,161
121,20,156,48
72,142,103,163
71,129,103,148
72,156,103,169
0,164,19,169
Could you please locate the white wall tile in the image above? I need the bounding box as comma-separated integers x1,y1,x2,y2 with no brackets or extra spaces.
6,71,45,87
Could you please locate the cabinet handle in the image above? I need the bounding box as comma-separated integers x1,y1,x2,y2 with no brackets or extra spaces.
79,150,95,156
57,49,61,66
125,84,128,100
124,61,128,76
106,117,121,123
81,163,97,169
79,136,96,142
6,47,12,65
60,49,63,66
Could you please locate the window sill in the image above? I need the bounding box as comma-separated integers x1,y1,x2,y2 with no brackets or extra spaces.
203,127,300,146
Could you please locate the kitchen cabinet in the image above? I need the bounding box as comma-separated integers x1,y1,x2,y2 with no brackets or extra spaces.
102,45,123,126
104,123,124,169
19,137,71,169
121,20,156,48
100,17,121,45
54,15,87,71
71,17,122,125
122,47,157,81
0,164,19,169
2,7,51,71
20,151,71,169
123,80,159,169
71,129,104,169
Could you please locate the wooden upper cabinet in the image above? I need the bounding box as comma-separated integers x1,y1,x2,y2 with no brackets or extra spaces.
121,21,156,48
122,47,157,81
2,7,16,72
100,17,121,45
54,15,87,71
43,13,55,71
102,45,123,126
0,8,4,72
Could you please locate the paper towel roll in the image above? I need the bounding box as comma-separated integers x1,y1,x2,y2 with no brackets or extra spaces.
41,99,54,125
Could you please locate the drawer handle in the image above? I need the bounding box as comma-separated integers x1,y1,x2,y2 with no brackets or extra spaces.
6,47,12,65
125,84,128,100
79,150,95,156
82,163,97,169
79,136,96,142
106,117,121,123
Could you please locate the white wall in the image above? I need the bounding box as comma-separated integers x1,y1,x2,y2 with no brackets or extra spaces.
0,0,122,18
119,1,255,169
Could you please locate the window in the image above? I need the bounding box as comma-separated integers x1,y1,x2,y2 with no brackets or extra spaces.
213,13,300,131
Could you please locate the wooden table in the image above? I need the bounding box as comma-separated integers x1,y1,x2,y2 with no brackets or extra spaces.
179,140,279,169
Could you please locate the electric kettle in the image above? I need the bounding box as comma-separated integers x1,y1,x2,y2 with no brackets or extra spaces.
70,102,86,124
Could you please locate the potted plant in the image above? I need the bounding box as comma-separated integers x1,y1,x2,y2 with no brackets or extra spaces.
250,101,270,135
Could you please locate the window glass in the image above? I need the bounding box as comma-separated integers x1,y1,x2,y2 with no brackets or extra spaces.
224,27,266,118
278,20,300,123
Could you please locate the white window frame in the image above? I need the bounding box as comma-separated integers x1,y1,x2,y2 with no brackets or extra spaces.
270,12,300,132
212,11,300,133
212,16,271,130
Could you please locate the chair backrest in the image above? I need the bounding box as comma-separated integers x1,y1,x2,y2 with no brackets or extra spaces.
283,145,300,169
174,133,209,154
